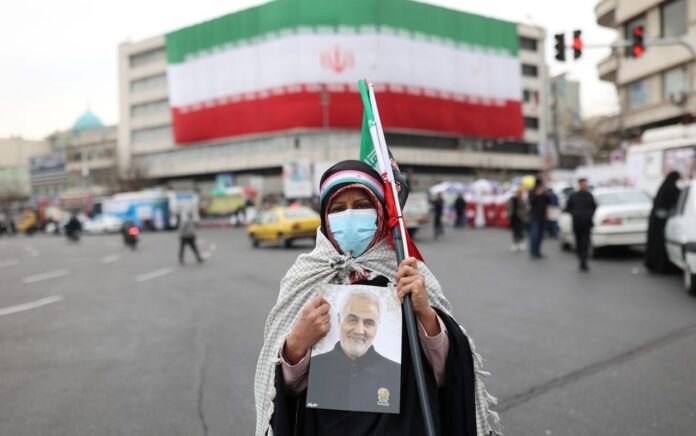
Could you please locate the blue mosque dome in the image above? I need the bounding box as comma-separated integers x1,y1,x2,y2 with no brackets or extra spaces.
71,110,104,132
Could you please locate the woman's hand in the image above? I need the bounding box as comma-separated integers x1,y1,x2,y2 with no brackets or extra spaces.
284,296,331,364
396,257,440,336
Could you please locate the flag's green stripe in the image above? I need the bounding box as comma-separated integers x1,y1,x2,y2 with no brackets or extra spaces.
166,0,518,64
358,80,379,168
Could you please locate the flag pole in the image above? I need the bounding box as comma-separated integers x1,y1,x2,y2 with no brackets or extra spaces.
360,80,437,436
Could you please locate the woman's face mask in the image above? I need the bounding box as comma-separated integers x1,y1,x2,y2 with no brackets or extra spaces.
328,208,378,257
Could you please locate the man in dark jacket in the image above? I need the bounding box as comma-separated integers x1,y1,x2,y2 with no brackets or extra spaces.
432,193,444,239
527,178,550,258
453,194,466,228
565,178,597,271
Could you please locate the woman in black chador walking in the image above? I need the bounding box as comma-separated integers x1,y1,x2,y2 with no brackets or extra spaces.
645,171,681,273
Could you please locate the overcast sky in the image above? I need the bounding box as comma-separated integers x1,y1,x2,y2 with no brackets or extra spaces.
0,0,618,140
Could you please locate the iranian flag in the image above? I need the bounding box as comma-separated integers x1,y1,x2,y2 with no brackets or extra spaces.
165,0,523,144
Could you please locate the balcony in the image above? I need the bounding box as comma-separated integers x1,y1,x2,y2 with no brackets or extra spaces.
595,0,617,28
597,53,618,82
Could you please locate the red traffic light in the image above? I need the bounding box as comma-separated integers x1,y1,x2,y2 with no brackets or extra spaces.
572,36,583,51
631,25,645,58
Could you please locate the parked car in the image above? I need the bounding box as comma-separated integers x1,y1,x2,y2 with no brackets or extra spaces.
559,187,652,254
247,206,320,248
665,180,696,296
83,214,123,234
402,192,430,237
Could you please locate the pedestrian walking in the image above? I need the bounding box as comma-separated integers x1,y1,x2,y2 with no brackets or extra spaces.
565,178,597,271
546,188,560,238
432,192,445,239
527,178,550,259
645,171,681,273
254,160,500,436
179,213,204,264
507,188,527,251
454,193,466,228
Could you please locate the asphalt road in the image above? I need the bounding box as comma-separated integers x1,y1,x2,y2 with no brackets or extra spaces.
1,227,694,435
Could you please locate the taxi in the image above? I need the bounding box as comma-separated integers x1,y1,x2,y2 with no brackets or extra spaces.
247,206,320,248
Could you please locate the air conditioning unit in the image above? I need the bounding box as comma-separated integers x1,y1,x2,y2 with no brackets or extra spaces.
669,91,688,105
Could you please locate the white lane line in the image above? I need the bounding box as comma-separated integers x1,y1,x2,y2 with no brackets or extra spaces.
0,259,19,268
22,269,69,284
209,243,217,251
24,246,40,257
101,254,120,264
135,267,175,282
0,295,63,316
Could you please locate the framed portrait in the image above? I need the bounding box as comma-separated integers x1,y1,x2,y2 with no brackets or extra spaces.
306,284,402,414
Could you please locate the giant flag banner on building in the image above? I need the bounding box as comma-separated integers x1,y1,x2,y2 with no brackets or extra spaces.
165,0,523,144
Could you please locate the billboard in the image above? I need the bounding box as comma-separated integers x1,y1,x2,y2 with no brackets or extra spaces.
165,0,523,144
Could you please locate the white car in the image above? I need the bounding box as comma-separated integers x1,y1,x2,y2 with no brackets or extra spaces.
560,188,652,253
83,215,124,234
665,180,696,296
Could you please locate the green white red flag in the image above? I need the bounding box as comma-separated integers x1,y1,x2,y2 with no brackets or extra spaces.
358,79,423,262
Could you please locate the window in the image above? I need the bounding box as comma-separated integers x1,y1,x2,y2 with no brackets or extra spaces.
627,79,649,108
663,65,688,101
662,0,687,37
132,125,172,144
130,48,166,68
131,100,170,118
625,15,646,57
519,37,537,51
130,74,167,94
523,89,539,105
595,191,652,206
522,64,538,77
524,117,539,129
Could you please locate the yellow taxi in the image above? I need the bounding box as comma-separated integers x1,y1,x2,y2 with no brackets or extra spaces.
247,206,321,248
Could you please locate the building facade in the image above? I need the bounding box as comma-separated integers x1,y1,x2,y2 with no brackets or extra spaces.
596,0,696,139
0,137,51,200
118,3,547,194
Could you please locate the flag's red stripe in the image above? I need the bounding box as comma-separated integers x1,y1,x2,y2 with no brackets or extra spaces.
171,91,523,144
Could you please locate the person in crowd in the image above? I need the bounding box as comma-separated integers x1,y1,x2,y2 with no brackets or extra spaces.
454,193,466,228
527,178,550,259
565,178,597,271
432,192,445,239
507,188,527,252
64,213,82,241
546,188,560,238
254,160,500,436
179,212,204,264
645,171,681,273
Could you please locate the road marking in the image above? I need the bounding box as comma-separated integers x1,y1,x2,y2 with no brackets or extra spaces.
22,269,69,284
0,259,19,268
101,254,120,264
135,267,174,282
209,243,217,251
24,245,40,257
0,295,63,316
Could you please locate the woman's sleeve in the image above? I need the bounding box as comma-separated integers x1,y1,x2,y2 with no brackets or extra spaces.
279,340,310,394
417,314,449,386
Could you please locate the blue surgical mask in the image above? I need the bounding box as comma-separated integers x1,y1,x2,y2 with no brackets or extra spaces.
328,209,378,257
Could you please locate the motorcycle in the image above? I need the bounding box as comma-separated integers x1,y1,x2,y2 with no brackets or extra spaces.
123,224,139,250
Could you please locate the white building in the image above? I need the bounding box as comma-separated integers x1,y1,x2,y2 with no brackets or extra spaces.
118,7,547,193
596,0,696,137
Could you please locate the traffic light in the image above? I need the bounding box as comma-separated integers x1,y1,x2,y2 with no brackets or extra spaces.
572,30,583,59
631,25,645,58
554,33,566,62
